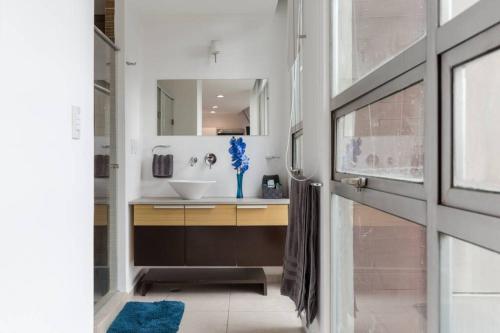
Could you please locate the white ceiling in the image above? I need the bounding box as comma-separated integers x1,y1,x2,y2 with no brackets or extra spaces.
129,0,278,17
202,79,256,114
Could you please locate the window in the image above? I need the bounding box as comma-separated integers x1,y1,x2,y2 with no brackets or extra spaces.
332,0,426,95
290,0,304,172
331,0,500,332
440,0,481,24
333,195,427,333
336,82,424,182
292,130,303,172
441,236,500,333
453,49,500,193
441,23,500,216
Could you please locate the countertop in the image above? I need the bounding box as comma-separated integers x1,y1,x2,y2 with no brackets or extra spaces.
129,197,290,205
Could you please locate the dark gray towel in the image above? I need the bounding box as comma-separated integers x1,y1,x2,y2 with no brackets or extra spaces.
152,154,173,178
94,155,109,178
281,178,319,326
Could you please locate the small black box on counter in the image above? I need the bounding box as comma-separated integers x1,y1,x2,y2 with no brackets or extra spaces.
262,175,283,199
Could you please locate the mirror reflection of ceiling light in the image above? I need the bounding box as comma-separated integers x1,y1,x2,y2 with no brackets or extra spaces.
212,105,219,109
210,110,216,114
217,94,224,98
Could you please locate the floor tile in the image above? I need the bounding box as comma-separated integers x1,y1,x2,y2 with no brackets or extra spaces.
166,285,231,312
178,311,228,333
227,311,304,333
229,283,296,312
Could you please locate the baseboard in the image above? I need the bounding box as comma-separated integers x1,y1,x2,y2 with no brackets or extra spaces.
94,292,128,333
94,269,146,333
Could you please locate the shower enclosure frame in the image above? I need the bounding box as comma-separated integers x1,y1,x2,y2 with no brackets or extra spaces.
94,25,120,312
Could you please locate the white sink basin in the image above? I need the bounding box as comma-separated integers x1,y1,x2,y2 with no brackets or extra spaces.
168,180,216,200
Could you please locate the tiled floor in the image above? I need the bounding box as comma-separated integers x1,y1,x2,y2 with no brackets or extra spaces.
128,281,305,333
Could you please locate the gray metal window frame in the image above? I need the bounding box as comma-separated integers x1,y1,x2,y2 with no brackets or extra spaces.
291,124,303,171
333,64,426,199
441,22,500,218
291,0,304,172
329,0,500,332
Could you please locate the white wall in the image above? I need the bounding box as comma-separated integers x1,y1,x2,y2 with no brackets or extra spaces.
301,0,331,332
132,5,290,198
0,1,94,332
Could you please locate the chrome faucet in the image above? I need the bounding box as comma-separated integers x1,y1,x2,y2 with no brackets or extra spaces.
189,157,198,167
204,153,217,169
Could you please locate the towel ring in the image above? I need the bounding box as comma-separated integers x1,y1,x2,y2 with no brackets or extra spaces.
152,145,171,154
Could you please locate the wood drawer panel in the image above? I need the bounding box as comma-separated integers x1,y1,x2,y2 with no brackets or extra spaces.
185,205,236,226
133,205,185,226
134,226,185,266
236,226,287,266
94,204,109,226
185,227,237,266
237,205,289,226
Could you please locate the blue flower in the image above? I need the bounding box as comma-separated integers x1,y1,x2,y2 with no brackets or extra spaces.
229,137,250,174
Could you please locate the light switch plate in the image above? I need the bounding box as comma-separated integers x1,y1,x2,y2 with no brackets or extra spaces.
72,105,81,140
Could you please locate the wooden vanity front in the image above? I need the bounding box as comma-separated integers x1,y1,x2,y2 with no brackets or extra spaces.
130,198,289,267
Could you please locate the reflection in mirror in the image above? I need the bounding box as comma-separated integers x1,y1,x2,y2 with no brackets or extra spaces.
157,79,269,136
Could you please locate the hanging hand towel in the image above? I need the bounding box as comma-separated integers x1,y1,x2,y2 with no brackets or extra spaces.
152,154,173,178
94,155,110,178
281,178,319,326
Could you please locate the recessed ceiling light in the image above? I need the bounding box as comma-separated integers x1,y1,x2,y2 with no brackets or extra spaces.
217,94,224,98
210,110,216,114
212,105,219,109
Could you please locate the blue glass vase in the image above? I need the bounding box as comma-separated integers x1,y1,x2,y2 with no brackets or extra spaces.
236,172,244,199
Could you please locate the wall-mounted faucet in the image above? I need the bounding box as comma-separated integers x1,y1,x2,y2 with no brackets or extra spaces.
204,153,217,169
189,157,198,167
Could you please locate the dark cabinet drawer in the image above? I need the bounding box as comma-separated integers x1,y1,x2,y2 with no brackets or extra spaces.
185,227,237,266
236,226,287,266
134,227,185,266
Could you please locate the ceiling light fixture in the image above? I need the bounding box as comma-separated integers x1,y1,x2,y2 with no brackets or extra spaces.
210,40,221,64
212,105,219,109
210,110,216,114
217,94,224,98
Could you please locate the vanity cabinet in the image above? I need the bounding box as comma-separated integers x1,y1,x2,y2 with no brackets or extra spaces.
133,205,185,266
134,227,185,266
236,226,287,266
185,227,238,266
132,201,289,267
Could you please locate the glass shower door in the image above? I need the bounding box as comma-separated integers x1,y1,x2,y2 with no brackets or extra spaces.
94,32,117,307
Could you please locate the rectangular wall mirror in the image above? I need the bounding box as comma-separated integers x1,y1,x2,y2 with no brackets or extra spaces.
157,79,269,136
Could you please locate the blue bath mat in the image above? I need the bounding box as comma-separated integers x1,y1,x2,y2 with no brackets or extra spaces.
107,301,185,333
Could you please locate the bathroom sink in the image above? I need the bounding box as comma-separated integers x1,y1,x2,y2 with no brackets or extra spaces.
168,180,216,200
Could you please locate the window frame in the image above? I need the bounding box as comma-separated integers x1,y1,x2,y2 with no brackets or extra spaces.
290,0,304,172
291,126,303,172
440,22,500,218
328,0,500,332
333,64,426,199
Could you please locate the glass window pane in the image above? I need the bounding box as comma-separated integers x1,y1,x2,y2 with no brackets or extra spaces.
332,0,426,95
453,49,500,193
333,195,427,333
441,236,500,333
336,83,424,182
440,0,480,25
292,132,303,171
291,56,303,127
